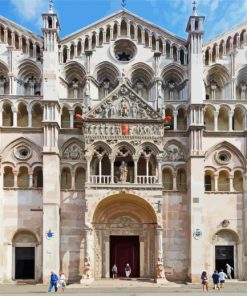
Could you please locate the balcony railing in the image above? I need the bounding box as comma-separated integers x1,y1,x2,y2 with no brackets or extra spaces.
89,175,159,185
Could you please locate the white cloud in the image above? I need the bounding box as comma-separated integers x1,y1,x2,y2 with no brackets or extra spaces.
10,0,48,28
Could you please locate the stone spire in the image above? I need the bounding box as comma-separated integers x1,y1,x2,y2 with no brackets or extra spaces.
192,0,198,16
49,0,54,13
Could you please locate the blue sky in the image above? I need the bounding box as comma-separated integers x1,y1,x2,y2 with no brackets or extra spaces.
0,0,247,41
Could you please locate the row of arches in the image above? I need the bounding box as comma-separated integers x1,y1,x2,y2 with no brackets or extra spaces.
204,105,246,131
0,101,43,127
204,28,247,65
205,169,243,192
0,61,42,96
3,166,43,188
61,18,187,64
0,23,42,60
61,61,187,102
162,167,186,191
205,64,247,101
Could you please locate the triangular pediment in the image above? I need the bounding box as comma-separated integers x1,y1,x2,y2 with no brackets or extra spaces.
85,83,162,121
61,10,186,46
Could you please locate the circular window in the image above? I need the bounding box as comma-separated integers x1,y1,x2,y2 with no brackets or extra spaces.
111,39,137,62
14,146,32,160
215,150,231,165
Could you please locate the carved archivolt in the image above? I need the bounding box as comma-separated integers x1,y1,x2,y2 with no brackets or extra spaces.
62,143,84,160
163,144,185,161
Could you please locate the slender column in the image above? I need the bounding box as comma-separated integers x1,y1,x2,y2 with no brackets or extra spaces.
214,111,219,131
3,29,7,43
229,175,234,192
74,45,78,57
157,156,162,184
67,48,70,61
102,31,106,44
145,156,150,184
29,174,33,188
127,22,130,37
134,26,138,40
173,173,177,190
156,40,159,51
209,48,212,64
98,156,102,184
157,228,164,263
149,35,152,48
71,173,75,190
141,30,145,44
28,107,32,127
11,32,15,47
170,46,173,59
86,155,91,183
216,45,219,60
162,42,166,56
223,41,226,55
12,107,17,127
13,170,18,188
69,109,74,129
18,36,22,52
117,24,121,37
0,107,2,126
173,110,178,131
133,157,138,184
214,174,218,191
228,111,233,131
110,157,114,184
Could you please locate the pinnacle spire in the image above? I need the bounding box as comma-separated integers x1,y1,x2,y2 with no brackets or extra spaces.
192,0,198,16
49,0,54,13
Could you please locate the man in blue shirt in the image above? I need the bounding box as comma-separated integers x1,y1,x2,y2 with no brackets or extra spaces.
48,271,58,292
212,270,220,291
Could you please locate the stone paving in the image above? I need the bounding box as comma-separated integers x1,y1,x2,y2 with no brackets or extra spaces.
0,279,247,295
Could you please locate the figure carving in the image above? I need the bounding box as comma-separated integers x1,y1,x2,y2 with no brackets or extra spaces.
119,161,128,182
156,263,166,279
82,258,92,279
163,144,185,161
63,144,84,160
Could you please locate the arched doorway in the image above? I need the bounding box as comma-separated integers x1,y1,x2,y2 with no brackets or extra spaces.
212,230,239,279
12,230,39,280
92,194,158,279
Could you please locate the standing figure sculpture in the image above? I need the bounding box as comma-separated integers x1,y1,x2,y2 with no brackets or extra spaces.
119,161,128,182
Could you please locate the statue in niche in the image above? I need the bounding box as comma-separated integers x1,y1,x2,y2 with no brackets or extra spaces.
132,103,138,118
120,98,129,117
119,161,128,182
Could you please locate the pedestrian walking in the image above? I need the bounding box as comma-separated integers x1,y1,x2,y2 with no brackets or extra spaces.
201,271,209,292
48,271,58,293
226,263,234,279
125,263,131,278
219,269,228,289
212,270,220,291
112,264,118,279
57,272,66,292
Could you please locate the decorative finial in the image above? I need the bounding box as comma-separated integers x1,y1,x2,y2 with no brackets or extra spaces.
121,0,127,8
192,0,198,16
49,0,54,13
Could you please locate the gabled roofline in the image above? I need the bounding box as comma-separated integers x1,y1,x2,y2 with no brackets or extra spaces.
61,9,186,44
204,20,247,46
0,15,43,42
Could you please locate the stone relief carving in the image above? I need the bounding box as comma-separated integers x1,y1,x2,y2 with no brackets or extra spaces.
81,258,92,279
87,85,161,120
85,123,163,137
156,263,166,279
63,144,84,160
163,144,185,161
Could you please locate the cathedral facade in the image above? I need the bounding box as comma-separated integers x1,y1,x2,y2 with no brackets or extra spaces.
0,2,247,284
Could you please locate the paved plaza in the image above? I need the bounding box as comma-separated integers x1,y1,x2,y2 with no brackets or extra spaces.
0,279,246,295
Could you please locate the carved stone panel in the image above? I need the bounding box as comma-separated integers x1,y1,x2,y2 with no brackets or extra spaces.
63,143,85,160
163,144,185,161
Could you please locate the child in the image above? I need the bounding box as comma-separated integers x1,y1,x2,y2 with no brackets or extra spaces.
201,271,209,292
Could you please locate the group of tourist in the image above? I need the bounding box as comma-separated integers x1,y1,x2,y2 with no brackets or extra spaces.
201,263,234,292
48,271,66,293
112,263,132,279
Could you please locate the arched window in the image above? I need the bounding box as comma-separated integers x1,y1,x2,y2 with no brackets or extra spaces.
177,108,187,130
233,108,243,130
204,170,215,191
33,167,43,188
63,47,67,63
121,19,127,36
137,27,142,43
18,166,29,188
233,171,243,192
75,167,86,190
218,107,229,131
2,102,13,126
204,106,214,131
218,170,230,191
61,107,70,128
162,168,173,190
17,103,28,127
61,167,71,189
32,104,43,127
106,27,110,43
177,168,186,191
3,166,14,187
